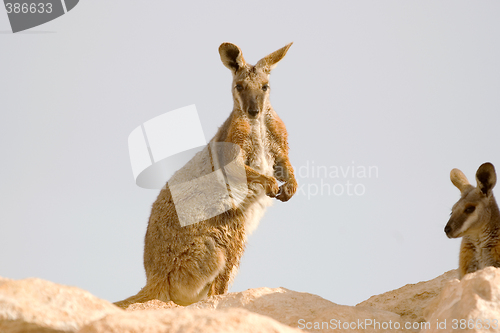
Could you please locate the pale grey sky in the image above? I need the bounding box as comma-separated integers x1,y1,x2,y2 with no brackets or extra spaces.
1,1,500,306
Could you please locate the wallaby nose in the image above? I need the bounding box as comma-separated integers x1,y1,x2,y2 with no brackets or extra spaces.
248,109,259,117
444,224,452,237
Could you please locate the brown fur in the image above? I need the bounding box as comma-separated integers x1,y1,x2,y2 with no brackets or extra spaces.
114,42,297,308
445,162,500,279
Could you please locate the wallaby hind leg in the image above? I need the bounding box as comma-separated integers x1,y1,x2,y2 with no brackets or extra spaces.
167,237,227,305
115,237,226,308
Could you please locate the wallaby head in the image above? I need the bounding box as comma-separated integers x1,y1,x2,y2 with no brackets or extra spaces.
219,42,292,118
445,162,498,239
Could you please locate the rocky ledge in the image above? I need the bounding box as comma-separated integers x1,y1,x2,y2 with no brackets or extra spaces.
1,267,500,332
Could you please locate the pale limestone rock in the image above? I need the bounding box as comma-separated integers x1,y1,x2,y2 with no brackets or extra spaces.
125,299,179,311
189,287,405,333
78,308,303,333
357,270,458,323
5,270,490,333
0,277,122,333
422,267,500,333
0,277,12,287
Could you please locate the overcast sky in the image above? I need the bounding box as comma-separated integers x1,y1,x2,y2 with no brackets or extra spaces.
1,1,500,306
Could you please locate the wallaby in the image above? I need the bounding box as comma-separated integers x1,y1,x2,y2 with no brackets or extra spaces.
445,162,500,279
114,42,297,308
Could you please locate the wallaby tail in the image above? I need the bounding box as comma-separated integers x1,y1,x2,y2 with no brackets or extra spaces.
113,287,156,309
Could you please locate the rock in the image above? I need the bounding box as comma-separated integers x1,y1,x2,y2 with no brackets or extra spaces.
4,270,484,333
125,299,179,311
422,267,500,333
357,270,458,323
78,308,303,333
189,287,405,332
0,277,12,287
0,277,122,333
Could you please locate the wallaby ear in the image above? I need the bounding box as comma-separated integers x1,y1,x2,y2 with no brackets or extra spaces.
450,168,471,194
219,43,247,74
255,42,293,73
476,162,497,196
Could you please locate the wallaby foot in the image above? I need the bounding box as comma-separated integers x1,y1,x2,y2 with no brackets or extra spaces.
169,280,213,306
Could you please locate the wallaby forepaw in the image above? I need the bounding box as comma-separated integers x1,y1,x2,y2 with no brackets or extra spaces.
276,180,297,202
265,176,280,198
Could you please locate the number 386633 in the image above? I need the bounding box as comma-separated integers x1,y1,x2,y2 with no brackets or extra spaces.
5,3,53,14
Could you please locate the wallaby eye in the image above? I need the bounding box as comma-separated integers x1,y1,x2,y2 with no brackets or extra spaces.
465,206,476,214
235,84,243,91
262,84,269,91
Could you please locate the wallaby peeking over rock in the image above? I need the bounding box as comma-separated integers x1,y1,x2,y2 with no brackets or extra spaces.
114,42,297,308
445,162,500,279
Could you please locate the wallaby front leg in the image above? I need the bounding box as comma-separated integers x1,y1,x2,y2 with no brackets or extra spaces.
274,158,297,202
245,165,279,197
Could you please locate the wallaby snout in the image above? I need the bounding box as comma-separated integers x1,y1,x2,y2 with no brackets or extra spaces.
444,223,452,238
247,99,260,117
445,211,474,239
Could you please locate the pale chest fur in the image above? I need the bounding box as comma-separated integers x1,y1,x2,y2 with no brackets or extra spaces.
248,116,274,176
243,116,274,235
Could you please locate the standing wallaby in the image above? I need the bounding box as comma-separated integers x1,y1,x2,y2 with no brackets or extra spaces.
445,162,500,279
114,42,297,308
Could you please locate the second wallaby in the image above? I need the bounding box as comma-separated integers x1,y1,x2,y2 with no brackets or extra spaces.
114,42,297,308
445,162,500,279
